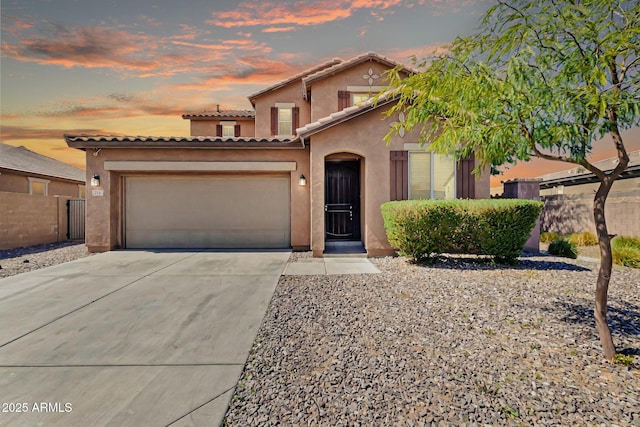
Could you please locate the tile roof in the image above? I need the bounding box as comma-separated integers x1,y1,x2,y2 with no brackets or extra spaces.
182,110,255,120
301,52,411,98
539,150,640,185
296,90,399,139
247,58,342,104
0,143,85,182
64,135,303,149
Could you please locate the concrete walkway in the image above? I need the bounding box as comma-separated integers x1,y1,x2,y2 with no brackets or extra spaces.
283,257,380,275
0,250,289,427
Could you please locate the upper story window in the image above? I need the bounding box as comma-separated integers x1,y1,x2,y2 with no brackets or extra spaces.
28,177,49,196
352,93,371,105
278,108,292,135
216,121,240,137
339,86,385,110
271,103,299,137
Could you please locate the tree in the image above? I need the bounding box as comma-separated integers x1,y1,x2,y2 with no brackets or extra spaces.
381,0,640,361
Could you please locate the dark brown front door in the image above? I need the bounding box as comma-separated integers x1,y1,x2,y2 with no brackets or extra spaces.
325,160,360,241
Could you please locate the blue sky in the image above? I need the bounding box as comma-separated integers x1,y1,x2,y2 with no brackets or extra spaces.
1,0,637,185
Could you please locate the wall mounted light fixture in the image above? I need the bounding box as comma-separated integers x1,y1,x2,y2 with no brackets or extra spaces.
299,174,307,186
90,175,100,187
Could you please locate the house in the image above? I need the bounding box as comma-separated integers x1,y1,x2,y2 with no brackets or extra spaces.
0,143,85,197
538,150,640,237
0,143,86,249
65,52,490,256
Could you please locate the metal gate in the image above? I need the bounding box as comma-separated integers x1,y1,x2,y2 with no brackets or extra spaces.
67,199,86,240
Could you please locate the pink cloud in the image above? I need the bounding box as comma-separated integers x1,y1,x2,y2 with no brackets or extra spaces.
208,0,406,28
1,25,158,72
262,26,298,33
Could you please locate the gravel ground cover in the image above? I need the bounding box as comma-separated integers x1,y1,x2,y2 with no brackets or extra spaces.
225,254,640,426
0,241,93,279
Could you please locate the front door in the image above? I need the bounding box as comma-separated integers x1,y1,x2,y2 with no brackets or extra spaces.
325,160,361,241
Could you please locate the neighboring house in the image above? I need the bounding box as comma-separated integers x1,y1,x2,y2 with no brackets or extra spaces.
539,150,640,237
0,143,86,197
0,143,86,249
65,52,490,256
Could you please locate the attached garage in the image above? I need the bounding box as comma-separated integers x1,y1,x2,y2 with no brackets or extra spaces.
124,175,290,249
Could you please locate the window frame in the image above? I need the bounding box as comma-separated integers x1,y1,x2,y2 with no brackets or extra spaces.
408,151,456,200
28,177,50,196
275,102,295,137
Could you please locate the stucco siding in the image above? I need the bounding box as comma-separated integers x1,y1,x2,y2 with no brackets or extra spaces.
83,147,310,252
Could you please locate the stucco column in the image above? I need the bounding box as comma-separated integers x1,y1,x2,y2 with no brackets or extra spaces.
503,178,542,253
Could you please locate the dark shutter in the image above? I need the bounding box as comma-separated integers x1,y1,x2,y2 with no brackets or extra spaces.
292,106,300,133
338,90,351,110
234,124,241,137
270,107,278,135
456,155,476,199
215,124,223,137
390,151,409,200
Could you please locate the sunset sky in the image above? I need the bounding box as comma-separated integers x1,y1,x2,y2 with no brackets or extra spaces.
2,0,638,188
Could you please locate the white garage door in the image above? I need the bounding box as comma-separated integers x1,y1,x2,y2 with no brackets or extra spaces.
125,176,290,249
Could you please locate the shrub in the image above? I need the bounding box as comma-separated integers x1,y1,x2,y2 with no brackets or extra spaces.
540,232,559,243
380,199,543,263
567,231,598,247
548,239,578,259
611,236,640,268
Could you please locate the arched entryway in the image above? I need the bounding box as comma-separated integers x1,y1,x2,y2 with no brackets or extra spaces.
324,153,365,253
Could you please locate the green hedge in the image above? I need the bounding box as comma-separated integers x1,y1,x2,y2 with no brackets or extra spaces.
380,199,543,263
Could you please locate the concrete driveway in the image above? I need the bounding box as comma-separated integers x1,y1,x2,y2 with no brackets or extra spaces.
0,250,290,427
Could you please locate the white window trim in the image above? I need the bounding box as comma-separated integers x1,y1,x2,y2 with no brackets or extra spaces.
275,102,295,138
28,177,50,196
408,151,456,200
220,120,237,137
346,85,385,92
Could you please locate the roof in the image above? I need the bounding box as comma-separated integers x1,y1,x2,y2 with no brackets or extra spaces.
182,110,255,120
296,90,399,139
64,135,303,150
0,143,85,182
539,150,640,188
247,58,342,105
301,52,410,98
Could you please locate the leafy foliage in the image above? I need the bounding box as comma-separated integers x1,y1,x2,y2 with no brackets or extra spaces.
611,236,640,268
548,239,579,259
380,199,543,264
567,231,598,247
381,0,639,172
540,232,559,244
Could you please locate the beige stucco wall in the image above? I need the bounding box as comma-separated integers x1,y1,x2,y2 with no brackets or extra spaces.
0,170,83,197
309,108,411,257
189,117,256,137
252,81,311,138
309,61,390,122
83,147,310,252
0,191,72,249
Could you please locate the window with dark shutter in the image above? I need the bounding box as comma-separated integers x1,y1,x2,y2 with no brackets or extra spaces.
215,124,223,137
338,90,351,110
234,124,241,137
390,151,409,200
270,107,278,135
292,106,299,133
456,155,476,199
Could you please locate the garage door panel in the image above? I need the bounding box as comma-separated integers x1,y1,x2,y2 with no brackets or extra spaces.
125,176,290,249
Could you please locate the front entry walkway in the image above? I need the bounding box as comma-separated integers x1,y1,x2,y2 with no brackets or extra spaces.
0,250,289,427
283,257,380,275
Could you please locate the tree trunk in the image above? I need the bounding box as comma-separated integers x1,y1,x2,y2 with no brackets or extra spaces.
593,179,616,361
